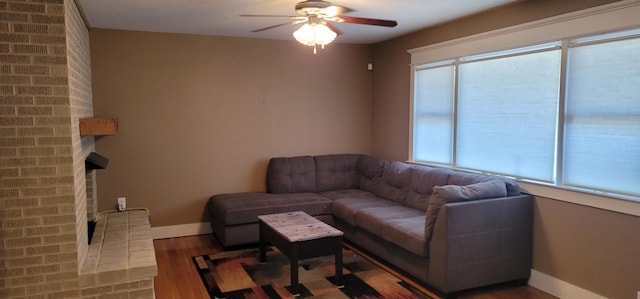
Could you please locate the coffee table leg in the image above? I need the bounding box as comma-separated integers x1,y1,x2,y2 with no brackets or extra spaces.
335,243,343,287
290,245,299,295
259,223,266,262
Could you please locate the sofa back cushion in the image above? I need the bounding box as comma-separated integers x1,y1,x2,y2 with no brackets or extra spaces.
315,154,361,192
424,180,507,241
447,171,521,196
405,165,452,211
368,161,414,204
358,155,386,192
266,156,316,193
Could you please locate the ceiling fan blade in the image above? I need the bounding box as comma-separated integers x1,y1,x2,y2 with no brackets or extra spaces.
321,5,353,17
251,20,303,33
338,16,398,27
323,21,342,35
240,14,302,19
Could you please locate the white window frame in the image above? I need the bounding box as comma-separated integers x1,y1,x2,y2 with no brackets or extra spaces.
408,0,640,217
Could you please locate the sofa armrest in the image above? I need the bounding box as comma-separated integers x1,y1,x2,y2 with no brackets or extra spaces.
427,194,533,293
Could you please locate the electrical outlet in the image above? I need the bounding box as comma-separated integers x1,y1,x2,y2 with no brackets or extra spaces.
117,197,126,211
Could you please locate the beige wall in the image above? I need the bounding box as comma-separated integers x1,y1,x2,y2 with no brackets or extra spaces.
534,197,640,299
370,0,640,298
89,29,373,227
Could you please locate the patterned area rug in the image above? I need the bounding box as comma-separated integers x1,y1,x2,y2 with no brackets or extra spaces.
192,247,434,299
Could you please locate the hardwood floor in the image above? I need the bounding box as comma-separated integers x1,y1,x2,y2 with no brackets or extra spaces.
153,234,556,299
153,234,223,299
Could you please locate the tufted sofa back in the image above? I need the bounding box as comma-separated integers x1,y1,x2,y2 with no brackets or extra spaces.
266,154,520,206
314,154,361,192
363,161,414,204
266,154,362,194
266,156,317,193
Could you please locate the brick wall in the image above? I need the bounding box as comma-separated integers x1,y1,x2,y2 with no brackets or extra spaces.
65,0,93,270
2,1,155,297
0,0,94,297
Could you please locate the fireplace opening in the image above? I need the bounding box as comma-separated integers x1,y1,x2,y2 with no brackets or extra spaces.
85,152,108,244
88,221,97,244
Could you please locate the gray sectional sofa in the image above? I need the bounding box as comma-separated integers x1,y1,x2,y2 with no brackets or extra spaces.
209,154,533,295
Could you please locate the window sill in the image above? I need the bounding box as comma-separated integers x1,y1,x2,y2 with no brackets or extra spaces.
407,160,640,217
518,181,640,217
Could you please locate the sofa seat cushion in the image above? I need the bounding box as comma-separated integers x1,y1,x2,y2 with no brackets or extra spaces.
355,205,423,236
318,189,373,200
210,192,332,226
381,216,429,257
331,196,399,227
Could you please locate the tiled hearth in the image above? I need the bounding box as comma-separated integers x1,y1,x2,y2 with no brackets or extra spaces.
79,210,157,297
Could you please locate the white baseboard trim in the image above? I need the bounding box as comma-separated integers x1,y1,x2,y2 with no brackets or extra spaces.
529,269,607,299
151,222,212,239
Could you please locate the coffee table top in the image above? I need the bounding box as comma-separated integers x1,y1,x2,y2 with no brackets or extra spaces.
258,211,343,242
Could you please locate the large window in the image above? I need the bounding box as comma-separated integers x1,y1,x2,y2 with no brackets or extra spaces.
457,44,561,182
563,32,640,197
412,28,640,199
413,62,455,164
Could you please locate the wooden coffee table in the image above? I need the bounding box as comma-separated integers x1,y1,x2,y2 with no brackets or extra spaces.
258,211,344,295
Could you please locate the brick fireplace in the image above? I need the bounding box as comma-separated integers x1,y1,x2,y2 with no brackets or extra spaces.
1,1,155,297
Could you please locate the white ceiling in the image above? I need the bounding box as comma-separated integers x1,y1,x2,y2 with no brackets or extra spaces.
77,0,520,44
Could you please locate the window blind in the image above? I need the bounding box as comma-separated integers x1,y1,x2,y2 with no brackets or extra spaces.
413,64,455,164
456,50,561,181
563,36,640,196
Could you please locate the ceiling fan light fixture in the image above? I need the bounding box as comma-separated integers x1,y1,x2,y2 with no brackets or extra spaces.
293,22,337,54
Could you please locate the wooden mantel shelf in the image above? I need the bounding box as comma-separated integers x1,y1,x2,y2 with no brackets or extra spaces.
80,118,117,136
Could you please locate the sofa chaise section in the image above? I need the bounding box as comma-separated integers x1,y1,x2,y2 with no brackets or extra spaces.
210,192,333,247
210,155,342,247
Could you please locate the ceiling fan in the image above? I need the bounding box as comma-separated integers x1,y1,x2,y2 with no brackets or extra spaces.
240,0,398,53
